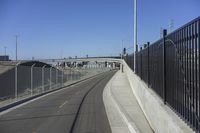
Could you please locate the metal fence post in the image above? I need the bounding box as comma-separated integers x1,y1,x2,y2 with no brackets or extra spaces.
140,47,143,79
56,68,58,88
42,65,46,92
50,66,52,90
15,65,18,99
135,44,138,73
163,29,167,104
71,68,73,80
147,42,150,87
62,68,64,87
31,64,36,96
66,68,68,82
198,19,200,131
75,70,77,80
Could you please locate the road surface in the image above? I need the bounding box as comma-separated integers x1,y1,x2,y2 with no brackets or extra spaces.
0,71,116,133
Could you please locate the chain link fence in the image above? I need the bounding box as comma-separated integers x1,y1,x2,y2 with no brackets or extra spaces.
0,61,111,108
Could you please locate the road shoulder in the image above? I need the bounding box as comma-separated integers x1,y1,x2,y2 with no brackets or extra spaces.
103,70,153,133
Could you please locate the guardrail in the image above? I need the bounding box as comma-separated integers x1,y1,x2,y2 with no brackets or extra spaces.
125,17,200,132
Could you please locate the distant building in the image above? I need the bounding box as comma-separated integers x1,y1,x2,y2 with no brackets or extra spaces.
0,56,9,61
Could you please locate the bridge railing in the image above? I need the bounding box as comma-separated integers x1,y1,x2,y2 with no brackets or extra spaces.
126,17,200,132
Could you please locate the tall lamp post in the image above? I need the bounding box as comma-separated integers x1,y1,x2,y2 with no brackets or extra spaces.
4,46,7,56
15,35,19,61
133,0,137,72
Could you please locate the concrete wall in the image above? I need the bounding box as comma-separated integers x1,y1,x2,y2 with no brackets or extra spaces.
122,60,194,133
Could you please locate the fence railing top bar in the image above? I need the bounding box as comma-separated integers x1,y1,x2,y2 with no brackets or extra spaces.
138,38,163,52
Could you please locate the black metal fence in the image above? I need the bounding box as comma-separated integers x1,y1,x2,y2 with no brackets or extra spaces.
125,53,134,71
126,17,200,132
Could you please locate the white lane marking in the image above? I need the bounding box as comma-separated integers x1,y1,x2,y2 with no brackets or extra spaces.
0,87,69,116
59,100,68,108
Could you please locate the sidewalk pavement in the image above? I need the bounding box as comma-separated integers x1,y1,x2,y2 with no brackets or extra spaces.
103,70,154,133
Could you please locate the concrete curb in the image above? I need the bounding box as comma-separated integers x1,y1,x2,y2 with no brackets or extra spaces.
103,71,139,133
0,70,109,113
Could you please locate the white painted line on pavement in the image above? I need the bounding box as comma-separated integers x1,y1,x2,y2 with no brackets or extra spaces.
59,100,68,108
0,87,71,116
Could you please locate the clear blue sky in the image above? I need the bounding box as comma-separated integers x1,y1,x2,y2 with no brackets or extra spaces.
0,0,199,60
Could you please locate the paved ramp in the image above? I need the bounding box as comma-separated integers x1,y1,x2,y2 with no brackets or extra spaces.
0,71,115,133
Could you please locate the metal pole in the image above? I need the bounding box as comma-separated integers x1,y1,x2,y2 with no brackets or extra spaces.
66,68,68,82
50,66,53,90
140,47,142,79
71,68,73,80
42,65,46,92
15,62,21,99
133,0,137,72
4,46,7,56
163,29,167,104
62,68,64,87
121,40,123,60
56,68,58,88
15,35,19,61
31,64,36,96
15,66,18,99
147,42,150,87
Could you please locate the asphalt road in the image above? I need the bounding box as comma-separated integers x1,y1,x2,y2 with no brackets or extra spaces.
0,71,116,133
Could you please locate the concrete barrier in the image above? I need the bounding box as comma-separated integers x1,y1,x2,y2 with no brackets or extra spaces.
122,60,194,133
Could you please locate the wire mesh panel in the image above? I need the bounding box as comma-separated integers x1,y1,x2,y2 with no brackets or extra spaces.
0,65,15,100
33,67,42,94
57,70,62,87
51,68,56,90
44,67,50,91
17,66,31,97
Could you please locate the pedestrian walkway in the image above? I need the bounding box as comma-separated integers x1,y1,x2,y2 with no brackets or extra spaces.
103,71,154,133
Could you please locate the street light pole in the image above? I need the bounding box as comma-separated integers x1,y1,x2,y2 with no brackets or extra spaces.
133,0,137,72
4,46,7,56
15,35,19,61
121,40,124,59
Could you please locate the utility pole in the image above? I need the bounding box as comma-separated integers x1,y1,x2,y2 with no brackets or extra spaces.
169,19,174,33
133,0,137,72
15,35,19,61
121,40,124,59
4,46,7,56
60,49,63,59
